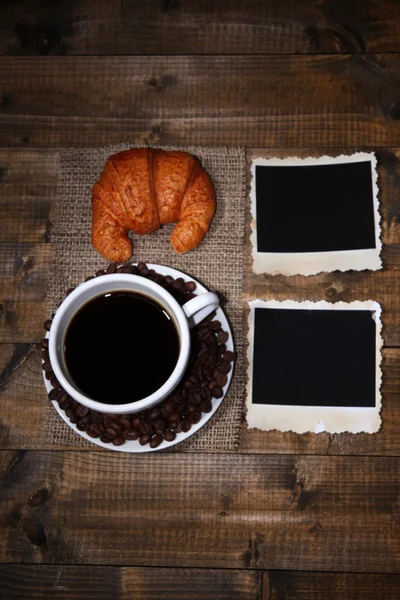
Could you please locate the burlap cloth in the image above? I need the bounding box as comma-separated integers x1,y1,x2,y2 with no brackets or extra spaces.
44,144,246,451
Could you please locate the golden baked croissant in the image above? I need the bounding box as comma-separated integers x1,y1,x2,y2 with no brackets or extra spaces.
91,148,216,262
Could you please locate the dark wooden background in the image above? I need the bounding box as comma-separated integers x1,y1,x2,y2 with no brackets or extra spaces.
1,1,400,598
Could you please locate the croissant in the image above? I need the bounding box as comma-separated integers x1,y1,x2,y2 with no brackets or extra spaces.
91,148,216,262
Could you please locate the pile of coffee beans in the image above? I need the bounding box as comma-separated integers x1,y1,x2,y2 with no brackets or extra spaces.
42,262,235,448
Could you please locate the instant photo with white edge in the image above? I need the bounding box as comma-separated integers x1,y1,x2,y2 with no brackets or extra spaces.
246,300,382,434
250,153,381,276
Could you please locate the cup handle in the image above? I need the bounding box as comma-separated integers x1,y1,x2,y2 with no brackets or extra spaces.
182,292,219,329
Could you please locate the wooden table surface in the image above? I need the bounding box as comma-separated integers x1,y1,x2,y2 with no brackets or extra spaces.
1,2,400,598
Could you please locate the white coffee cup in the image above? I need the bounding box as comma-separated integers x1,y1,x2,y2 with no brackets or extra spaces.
48,273,219,414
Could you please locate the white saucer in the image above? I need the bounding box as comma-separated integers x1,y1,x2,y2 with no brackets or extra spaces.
43,264,234,452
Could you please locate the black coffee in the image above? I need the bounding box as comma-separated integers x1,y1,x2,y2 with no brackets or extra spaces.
64,291,180,404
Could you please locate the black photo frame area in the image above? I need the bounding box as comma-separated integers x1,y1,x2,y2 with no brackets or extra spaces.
255,161,376,253
250,153,382,276
252,307,376,409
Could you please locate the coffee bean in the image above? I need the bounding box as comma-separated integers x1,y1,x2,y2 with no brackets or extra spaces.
40,338,49,349
44,319,52,331
200,387,212,401
99,423,106,434
202,365,214,380
85,276,95,282
191,392,202,406
150,435,163,449
164,275,174,284
106,413,119,420
112,437,125,446
153,418,166,434
57,390,69,405
50,377,61,389
90,411,103,424
160,406,169,419
117,265,131,273
169,421,179,431
215,372,228,387
104,427,116,439
69,412,79,424
95,269,106,277
190,411,202,425
81,414,91,426
137,262,148,272
76,405,89,417
139,433,151,446
164,430,176,442
164,399,176,414
142,421,153,434
223,350,235,362
217,343,226,355
109,421,123,435
100,435,112,443
181,418,192,432
187,404,196,414
106,262,118,274
132,417,141,429
211,385,224,399
168,412,181,422
217,330,229,344
48,388,59,401
77,422,88,431
184,281,196,292
119,418,131,430
218,360,231,374
198,347,209,358
45,370,54,380
210,320,221,331
147,407,161,421
87,423,101,437
200,400,213,413
206,355,217,367
176,403,186,415
41,348,50,362
125,429,140,440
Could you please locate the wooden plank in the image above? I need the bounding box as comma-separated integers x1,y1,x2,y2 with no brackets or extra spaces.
264,571,400,599
1,344,400,455
1,567,400,600
1,55,400,147
1,450,400,571
1,0,400,55
0,302,46,343
0,244,51,302
0,565,260,600
0,149,57,242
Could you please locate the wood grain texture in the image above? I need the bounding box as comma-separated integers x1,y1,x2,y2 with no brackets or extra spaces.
1,450,400,571
1,566,400,600
0,244,51,302
0,149,57,243
0,565,259,600
1,0,400,55
264,571,400,599
2,55,400,147
1,345,400,455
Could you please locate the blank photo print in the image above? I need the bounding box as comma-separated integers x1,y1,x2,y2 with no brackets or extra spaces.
246,300,382,434
250,153,381,275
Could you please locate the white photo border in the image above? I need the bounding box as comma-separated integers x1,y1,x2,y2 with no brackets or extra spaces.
246,299,383,434
250,153,382,276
